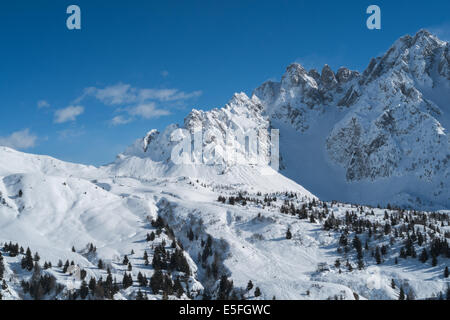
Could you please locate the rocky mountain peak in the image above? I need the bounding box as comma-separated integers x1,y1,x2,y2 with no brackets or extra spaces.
281,63,317,89
320,64,338,88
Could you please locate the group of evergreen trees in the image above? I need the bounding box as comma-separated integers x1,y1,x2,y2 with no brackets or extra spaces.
84,268,120,300
0,253,4,281
3,242,21,257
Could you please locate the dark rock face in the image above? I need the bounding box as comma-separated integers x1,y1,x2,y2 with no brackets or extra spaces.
320,64,338,88
336,67,359,84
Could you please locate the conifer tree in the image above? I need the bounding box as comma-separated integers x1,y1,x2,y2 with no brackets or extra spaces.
88,277,96,293
286,229,292,240
419,248,428,263
63,260,70,273
432,253,438,267
80,280,89,299
21,248,34,271
246,280,254,292
150,270,164,294
375,247,382,264
399,286,405,300
136,289,144,300
173,277,184,298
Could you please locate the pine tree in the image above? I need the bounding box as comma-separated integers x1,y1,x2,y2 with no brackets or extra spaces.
432,253,438,267
21,248,34,271
123,255,129,265
122,272,133,289
391,279,396,289
375,247,382,264
419,248,428,263
0,254,4,280
173,277,184,298
128,262,132,271
217,275,233,300
357,258,364,270
399,286,405,300
97,259,104,269
286,229,292,240
63,260,70,273
72,246,76,252
79,280,89,299
136,289,144,300
88,277,96,293
254,287,261,297
150,270,164,294
246,280,254,292
444,266,449,278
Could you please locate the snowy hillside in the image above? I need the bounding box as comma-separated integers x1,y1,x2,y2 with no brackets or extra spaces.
0,142,448,300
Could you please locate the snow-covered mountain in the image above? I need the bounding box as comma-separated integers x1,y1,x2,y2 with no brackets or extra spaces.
0,30,449,301
254,29,449,210
115,30,449,210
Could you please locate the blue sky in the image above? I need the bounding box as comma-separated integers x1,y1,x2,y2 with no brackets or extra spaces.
0,0,449,165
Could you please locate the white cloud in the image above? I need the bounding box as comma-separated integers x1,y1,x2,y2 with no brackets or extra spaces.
127,103,171,119
37,100,50,109
0,129,38,150
74,83,200,124
57,128,86,140
110,115,133,126
77,83,202,105
81,83,134,106
54,105,84,124
138,89,202,102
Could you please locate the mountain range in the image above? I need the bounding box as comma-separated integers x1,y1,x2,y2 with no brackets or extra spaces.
0,30,448,300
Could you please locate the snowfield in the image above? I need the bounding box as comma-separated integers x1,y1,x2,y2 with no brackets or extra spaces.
0,146,448,300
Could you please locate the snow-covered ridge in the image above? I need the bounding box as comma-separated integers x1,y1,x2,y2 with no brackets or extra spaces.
253,29,449,210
